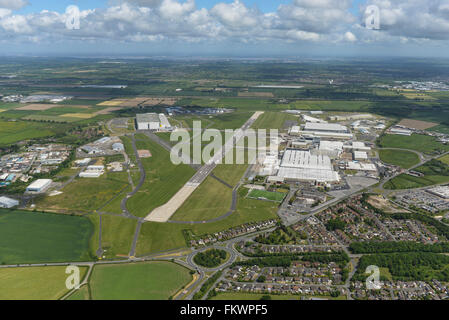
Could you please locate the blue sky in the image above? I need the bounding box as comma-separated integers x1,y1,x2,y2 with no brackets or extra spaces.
1,0,449,57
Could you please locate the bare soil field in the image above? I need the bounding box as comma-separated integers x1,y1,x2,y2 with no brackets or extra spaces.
398,118,438,130
17,104,90,111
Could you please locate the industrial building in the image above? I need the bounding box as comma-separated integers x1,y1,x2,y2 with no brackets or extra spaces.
304,122,349,133
297,122,353,140
26,179,52,192
354,151,369,161
136,113,172,131
0,196,19,208
112,143,124,152
315,141,344,158
277,149,340,183
79,165,105,178
427,186,449,199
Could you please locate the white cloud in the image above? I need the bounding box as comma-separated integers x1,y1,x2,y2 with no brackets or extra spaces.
0,0,27,10
344,31,357,42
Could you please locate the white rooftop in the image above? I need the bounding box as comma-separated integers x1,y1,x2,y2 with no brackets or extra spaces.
304,122,348,132
281,149,332,170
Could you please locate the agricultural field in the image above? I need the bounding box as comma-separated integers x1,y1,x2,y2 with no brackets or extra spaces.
89,261,192,300
378,149,420,169
379,134,449,155
0,120,58,146
0,210,93,264
384,159,449,190
0,266,88,300
35,171,130,214
99,214,137,259
126,134,195,217
247,189,286,203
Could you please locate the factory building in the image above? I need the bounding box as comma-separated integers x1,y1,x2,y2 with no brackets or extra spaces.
26,179,52,193
315,141,344,158
0,196,19,208
277,149,340,183
354,151,369,161
136,113,172,131
112,143,124,152
304,122,349,133
79,165,105,178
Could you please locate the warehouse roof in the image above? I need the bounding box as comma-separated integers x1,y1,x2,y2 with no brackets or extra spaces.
0,196,19,207
304,122,348,132
136,113,160,123
280,149,332,170
27,179,52,190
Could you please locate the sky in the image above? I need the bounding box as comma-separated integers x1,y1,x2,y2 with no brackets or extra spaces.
1,0,449,57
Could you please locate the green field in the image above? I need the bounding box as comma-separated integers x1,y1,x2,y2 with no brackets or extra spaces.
252,111,298,130
126,134,195,217
67,284,90,300
100,214,137,259
384,159,449,190
89,261,192,300
379,134,449,155
171,176,232,222
0,210,93,264
247,189,286,202
0,120,57,146
35,171,129,214
378,149,420,169
136,187,278,255
0,266,88,300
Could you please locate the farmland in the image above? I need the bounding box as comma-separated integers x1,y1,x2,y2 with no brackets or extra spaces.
89,261,192,300
384,159,449,190
0,266,88,300
0,209,94,264
379,134,449,155
378,149,420,169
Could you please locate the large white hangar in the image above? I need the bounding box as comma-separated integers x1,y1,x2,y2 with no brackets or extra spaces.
277,149,340,183
136,113,172,131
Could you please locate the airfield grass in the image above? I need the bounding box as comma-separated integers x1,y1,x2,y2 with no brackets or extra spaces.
247,189,286,202
100,214,137,259
136,187,278,255
171,162,248,222
379,134,449,154
0,120,56,146
171,176,232,222
213,163,248,186
0,209,93,264
89,261,192,300
126,134,195,217
99,185,131,214
378,149,420,169
0,266,88,300
252,111,298,130
35,171,129,214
